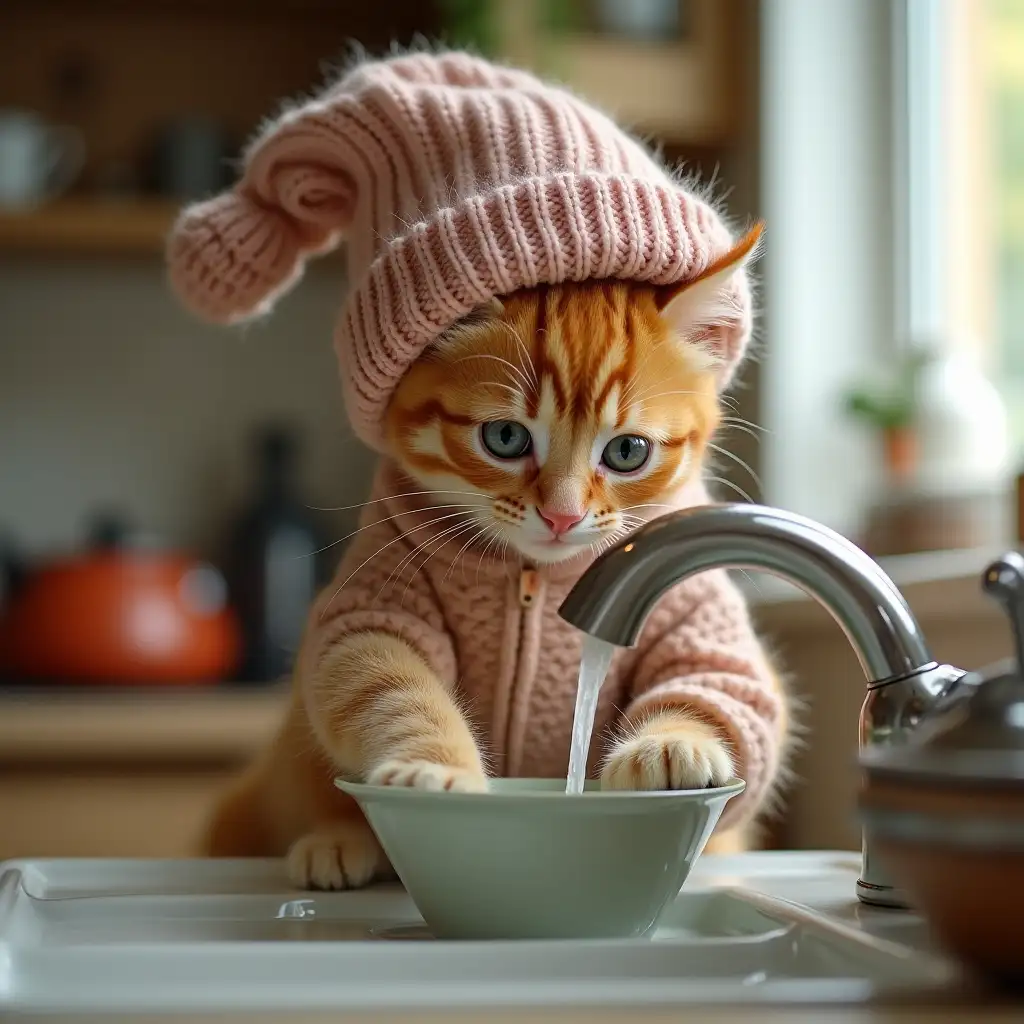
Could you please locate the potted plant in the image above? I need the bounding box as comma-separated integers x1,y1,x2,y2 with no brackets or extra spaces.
438,0,580,58
844,351,930,485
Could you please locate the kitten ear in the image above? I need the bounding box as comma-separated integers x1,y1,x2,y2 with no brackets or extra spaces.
658,222,764,340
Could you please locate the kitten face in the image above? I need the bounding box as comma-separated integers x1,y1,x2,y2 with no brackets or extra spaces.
384,231,759,565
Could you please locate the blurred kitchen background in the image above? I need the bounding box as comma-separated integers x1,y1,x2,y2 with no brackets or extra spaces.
1,0,1021,861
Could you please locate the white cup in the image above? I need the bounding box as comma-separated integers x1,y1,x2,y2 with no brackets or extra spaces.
0,111,84,210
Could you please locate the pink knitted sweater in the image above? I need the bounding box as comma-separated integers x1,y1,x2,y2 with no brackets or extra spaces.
297,463,782,827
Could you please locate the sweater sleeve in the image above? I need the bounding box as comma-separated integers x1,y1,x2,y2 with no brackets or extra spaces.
297,505,457,687
625,568,783,826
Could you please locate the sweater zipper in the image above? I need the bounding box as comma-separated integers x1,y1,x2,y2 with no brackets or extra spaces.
513,567,539,704
502,566,541,774
518,567,540,609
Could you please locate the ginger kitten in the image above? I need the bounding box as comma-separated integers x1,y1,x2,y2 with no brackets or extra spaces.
202,225,787,888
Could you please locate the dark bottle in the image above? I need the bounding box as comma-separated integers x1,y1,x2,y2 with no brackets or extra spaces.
226,424,325,683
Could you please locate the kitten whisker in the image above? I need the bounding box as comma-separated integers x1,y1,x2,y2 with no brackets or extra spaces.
301,503,488,560
319,510,477,619
619,517,647,529
491,321,540,390
393,519,484,608
716,423,762,445
451,523,495,587
706,474,755,504
625,379,739,411
443,524,492,585
733,566,764,597
478,380,527,401
400,519,484,607
624,384,700,404
475,528,508,585
627,389,717,408
455,354,536,397
372,512,482,606
619,342,660,403
373,528,447,608
619,502,675,514
720,414,768,436
593,524,631,559
707,442,762,491
306,488,491,513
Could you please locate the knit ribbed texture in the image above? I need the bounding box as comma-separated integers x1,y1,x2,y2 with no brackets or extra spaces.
296,463,782,828
167,50,752,451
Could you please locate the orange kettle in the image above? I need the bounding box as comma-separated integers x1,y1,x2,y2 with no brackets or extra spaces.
0,517,241,684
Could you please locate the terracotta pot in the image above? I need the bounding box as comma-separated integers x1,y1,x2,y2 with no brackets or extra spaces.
882,426,918,484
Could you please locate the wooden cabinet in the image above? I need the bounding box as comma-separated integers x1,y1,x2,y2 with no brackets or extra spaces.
1,768,234,859
0,688,286,860
494,0,742,146
0,1,753,259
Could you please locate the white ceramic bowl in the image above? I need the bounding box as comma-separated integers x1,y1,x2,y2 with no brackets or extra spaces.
337,777,745,940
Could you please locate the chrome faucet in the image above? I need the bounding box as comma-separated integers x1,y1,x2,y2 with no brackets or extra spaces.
558,503,970,909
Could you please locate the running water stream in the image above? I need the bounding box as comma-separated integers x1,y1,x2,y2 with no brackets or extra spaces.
565,635,616,794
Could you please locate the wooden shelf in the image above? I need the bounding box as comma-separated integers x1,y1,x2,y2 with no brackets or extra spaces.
0,685,287,765
0,199,179,256
494,0,741,147
553,36,736,146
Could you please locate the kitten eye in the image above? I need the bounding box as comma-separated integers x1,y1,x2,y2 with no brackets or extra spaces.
602,434,651,473
481,420,533,460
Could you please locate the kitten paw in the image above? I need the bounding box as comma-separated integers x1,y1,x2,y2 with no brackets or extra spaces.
367,759,488,793
601,730,734,791
286,821,388,891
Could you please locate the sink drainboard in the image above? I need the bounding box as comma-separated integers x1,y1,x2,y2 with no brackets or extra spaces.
0,854,955,1016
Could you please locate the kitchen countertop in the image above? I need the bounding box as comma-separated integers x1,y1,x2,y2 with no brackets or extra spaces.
18,1011,1022,1023
3,852,1021,1022
0,684,288,764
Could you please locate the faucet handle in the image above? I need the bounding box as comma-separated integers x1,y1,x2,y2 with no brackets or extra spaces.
981,552,1024,676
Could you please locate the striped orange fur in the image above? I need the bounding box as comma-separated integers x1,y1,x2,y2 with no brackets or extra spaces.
384,223,763,563
386,281,722,564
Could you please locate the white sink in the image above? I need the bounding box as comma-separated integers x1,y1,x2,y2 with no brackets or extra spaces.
0,851,957,1019
697,851,942,954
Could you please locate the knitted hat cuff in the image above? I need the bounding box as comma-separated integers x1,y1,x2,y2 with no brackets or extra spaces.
340,170,749,451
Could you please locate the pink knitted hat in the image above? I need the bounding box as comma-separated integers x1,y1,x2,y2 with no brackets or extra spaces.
167,50,752,451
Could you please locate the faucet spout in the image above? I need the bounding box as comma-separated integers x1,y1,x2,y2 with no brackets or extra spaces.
558,503,932,683
559,503,968,909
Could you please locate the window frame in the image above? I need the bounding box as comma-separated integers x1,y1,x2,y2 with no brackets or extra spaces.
757,0,952,536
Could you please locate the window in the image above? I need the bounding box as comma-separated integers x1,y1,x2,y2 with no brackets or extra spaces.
760,0,1019,553
949,0,1024,454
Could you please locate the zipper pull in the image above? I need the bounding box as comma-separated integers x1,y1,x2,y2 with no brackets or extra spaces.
519,567,540,608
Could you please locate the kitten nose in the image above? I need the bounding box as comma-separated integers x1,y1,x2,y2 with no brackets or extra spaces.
538,508,585,537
